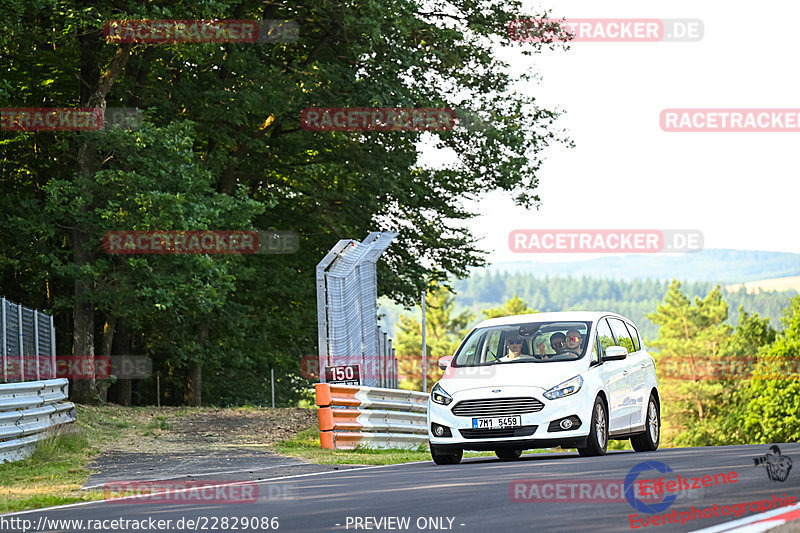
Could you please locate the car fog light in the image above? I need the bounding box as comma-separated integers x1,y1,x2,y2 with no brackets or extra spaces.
431,423,452,437
560,418,573,430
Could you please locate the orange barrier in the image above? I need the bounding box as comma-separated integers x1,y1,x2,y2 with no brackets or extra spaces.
314,383,429,450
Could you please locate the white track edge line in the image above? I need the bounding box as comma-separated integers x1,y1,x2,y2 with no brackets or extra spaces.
691,502,800,533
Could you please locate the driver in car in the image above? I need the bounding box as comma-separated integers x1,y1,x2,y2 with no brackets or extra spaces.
500,335,525,361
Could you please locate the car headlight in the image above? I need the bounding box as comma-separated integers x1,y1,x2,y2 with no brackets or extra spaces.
543,375,583,400
431,383,453,405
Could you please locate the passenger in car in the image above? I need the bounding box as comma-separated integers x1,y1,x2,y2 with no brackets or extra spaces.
565,329,584,355
535,332,566,357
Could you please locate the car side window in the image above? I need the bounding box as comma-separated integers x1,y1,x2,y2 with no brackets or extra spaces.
624,322,641,352
596,319,615,358
608,318,635,353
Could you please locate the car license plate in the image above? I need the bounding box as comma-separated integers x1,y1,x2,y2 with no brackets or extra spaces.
472,416,522,429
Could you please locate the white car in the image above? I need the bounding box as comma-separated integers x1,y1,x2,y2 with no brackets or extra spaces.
427,311,660,464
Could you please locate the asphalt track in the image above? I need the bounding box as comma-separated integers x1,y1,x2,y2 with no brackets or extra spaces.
4,443,799,533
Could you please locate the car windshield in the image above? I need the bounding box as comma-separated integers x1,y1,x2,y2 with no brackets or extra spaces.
452,321,592,366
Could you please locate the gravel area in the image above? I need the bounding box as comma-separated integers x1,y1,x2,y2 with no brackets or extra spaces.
83,407,361,489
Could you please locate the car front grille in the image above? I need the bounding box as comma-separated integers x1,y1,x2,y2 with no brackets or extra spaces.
459,425,538,439
451,397,544,417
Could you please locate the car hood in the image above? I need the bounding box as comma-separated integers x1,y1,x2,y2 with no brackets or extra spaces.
439,359,587,393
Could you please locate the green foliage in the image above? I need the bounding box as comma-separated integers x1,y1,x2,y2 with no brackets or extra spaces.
674,309,776,447
482,294,536,319
744,296,800,442
646,281,730,443
452,274,794,340
643,281,787,447
395,285,473,392
0,0,567,405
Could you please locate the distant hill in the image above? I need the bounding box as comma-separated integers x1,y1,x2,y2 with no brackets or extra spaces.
725,275,800,294
379,249,800,341
484,249,800,283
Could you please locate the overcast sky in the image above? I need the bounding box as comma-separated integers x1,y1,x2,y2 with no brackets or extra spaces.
445,0,800,266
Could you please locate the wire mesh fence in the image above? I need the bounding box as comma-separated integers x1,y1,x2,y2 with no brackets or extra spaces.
316,232,398,388
0,298,56,383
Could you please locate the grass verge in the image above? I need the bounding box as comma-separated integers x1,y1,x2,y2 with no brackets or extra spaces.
0,404,193,514
0,431,106,513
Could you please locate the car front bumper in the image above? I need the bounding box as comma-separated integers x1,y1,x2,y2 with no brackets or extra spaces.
427,385,593,451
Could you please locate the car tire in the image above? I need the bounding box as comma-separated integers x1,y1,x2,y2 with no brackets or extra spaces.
631,394,660,452
576,397,608,457
430,444,463,465
495,449,523,461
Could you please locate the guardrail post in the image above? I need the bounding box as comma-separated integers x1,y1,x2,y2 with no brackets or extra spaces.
50,315,56,380
1,297,6,383
33,310,40,381
17,303,23,381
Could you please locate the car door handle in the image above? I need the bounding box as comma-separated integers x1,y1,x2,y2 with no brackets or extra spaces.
622,370,629,375
640,364,647,368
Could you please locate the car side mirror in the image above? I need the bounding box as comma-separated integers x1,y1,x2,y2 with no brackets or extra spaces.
437,356,453,370
604,346,628,361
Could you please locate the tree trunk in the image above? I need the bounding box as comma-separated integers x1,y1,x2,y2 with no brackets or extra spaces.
184,322,208,406
69,35,132,404
108,318,132,406
682,316,704,420
184,364,202,406
96,314,117,402
71,229,96,403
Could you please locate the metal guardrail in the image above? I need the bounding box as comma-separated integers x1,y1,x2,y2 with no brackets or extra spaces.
315,383,428,450
0,378,76,463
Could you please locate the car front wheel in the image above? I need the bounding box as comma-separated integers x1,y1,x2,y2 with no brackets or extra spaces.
576,397,608,457
631,394,660,452
430,444,463,465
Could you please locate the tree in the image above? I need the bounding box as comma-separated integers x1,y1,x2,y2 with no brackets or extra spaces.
482,294,536,319
395,286,473,392
744,295,800,443
1,0,567,405
675,308,776,446
647,280,731,422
